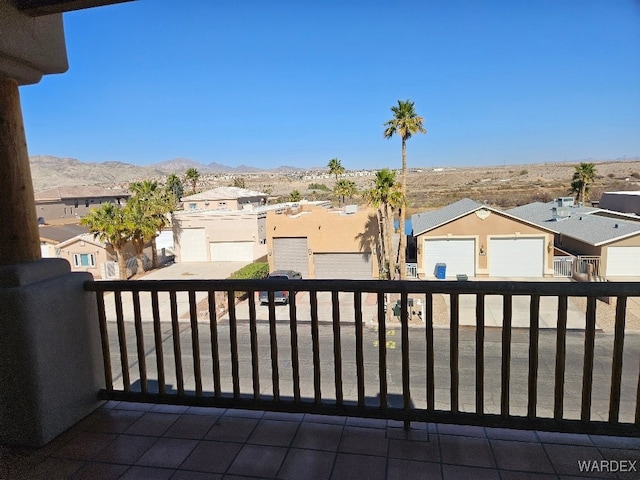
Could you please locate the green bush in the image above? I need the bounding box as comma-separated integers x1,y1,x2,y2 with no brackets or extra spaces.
229,262,270,299
229,262,269,280
308,183,330,191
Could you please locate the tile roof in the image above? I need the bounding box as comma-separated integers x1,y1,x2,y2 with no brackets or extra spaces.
34,186,130,201
181,186,268,202
507,202,640,246
38,223,89,243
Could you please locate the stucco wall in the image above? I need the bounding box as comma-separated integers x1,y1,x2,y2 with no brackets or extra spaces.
415,209,554,277
173,211,266,262
266,206,379,277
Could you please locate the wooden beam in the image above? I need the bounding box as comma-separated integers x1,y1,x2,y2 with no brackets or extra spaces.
0,76,41,265
12,0,134,17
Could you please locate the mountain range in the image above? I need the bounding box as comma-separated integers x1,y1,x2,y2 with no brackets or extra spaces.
29,155,306,191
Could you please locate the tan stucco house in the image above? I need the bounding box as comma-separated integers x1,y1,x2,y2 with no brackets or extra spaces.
509,199,640,277
412,199,555,279
34,186,130,222
266,204,379,279
181,186,268,212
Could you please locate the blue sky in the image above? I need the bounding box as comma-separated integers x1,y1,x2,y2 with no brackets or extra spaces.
20,0,640,170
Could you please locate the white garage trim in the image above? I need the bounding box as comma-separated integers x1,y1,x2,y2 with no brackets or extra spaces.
210,241,254,262
489,237,545,277
314,253,372,279
179,228,208,262
273,237,309,277
423,238,475,277
606,246,640,276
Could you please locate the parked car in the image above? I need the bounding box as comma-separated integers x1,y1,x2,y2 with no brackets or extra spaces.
259,270,302,305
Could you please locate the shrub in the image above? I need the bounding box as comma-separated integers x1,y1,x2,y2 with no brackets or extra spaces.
228,262,270,299
308,183,330,191
631,172,640,179
607,173,615,178
229,262,269,280
519,169,528,175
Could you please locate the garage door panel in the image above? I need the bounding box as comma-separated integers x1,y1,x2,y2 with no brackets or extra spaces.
314,253,372,279
180,228,208,262
606,246,640,276
210,242,254,262
489,237,544,277
274,237,309,277
423,239,475,277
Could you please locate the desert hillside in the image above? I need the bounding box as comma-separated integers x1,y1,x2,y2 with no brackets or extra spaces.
30,155,640,210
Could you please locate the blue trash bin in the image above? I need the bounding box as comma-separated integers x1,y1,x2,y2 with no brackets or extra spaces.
435,263,446,279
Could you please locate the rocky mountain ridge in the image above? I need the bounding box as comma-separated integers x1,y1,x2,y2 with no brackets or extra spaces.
29,155,303,191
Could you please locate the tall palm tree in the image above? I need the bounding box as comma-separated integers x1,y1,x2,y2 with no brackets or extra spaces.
384,99,426,280
81,203,131,280
184,168,200,195
328,158,345,180
334,179,357,206
165,173,184,204
570,162,597,204
363,169,404,280
129,180,175,268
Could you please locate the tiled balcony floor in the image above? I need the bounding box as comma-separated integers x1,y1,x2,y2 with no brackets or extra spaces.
1,401,639,479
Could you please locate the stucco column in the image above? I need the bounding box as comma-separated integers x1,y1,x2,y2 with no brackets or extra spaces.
0,75,41,265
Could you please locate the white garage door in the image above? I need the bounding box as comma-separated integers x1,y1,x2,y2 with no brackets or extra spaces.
314,253,372,279
423,238,475,278
489,237,544,277
210,242,254,262
180,228,208,262
606,246,640,276
273,237,309,277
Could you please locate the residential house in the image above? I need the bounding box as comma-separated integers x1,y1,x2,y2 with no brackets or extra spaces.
266,204,379,279
412,199,555,278
181,186,268,211
39,223,89,258
509,198,640,277
34,186,130,222
597,191,640,216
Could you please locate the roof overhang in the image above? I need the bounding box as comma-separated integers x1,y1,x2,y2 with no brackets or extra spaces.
414,205,557,237
11,0,135,16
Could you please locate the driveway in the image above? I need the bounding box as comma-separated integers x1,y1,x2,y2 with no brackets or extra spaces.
443,294,588,329
101,262,249,323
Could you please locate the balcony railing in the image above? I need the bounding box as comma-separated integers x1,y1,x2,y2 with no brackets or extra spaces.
85,278,640,436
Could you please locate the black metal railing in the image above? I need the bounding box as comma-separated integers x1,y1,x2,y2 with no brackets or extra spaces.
85,278,640,436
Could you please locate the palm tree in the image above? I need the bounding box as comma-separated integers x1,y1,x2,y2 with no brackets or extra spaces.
184,168,200,195
81,203,131,280
328,158,345,180
363,169,404,280
334,179,357,206
165,173,184,204
289,190,301,202
125,200,158,274
570,162,597,204
129,180,175,268
384,99,426,279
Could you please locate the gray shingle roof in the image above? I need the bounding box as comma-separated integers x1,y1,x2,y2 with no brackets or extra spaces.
507,202,640,246
412,199,484,235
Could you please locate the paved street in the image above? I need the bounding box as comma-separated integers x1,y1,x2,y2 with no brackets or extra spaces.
105,317,640,425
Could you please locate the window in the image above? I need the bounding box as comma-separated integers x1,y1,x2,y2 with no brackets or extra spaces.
189,203,197,210
73,253,96,268
85,199,89,207
218,201,226,206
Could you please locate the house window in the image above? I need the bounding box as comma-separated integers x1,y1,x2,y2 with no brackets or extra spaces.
73,253,96,268
218,201,226,206
74,199,79,208
85,199,89,207
189,203,197,210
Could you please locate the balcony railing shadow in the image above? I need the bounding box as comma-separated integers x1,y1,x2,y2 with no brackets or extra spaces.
85,278,640,437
